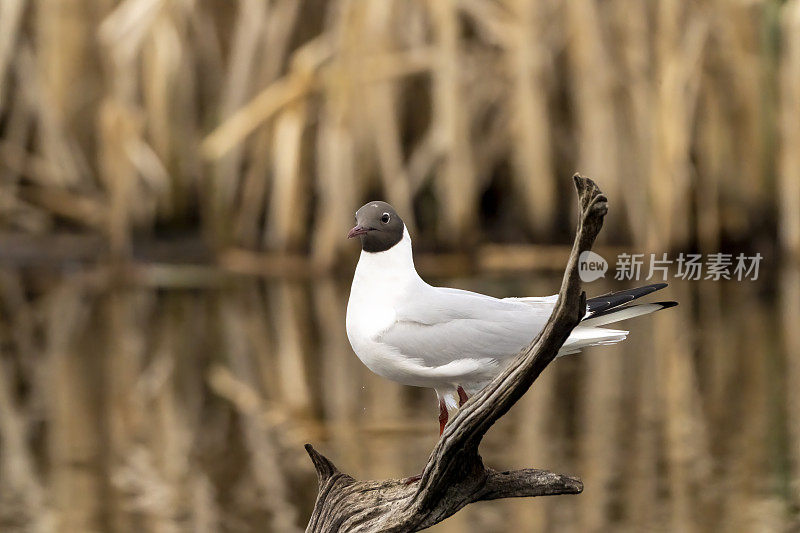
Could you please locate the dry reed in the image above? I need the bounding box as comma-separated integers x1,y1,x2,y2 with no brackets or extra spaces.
0,0,795,267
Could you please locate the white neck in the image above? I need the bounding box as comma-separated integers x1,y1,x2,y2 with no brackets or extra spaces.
353,227,421,286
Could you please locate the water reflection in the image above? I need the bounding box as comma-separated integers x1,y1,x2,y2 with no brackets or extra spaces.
0,269,797,532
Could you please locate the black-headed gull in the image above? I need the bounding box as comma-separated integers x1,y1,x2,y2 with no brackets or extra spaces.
346,201,676,435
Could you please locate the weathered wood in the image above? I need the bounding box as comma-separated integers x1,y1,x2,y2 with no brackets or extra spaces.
305,174,608,532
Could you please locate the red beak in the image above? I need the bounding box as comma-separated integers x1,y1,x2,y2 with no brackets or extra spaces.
347,225,371,239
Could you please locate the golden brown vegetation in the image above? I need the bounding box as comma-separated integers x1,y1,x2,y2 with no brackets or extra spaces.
1,0,798,268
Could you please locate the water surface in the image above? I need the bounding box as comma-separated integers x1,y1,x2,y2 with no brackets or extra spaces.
0,268,797,532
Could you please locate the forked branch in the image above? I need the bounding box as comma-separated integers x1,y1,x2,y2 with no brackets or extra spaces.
305,175,607,532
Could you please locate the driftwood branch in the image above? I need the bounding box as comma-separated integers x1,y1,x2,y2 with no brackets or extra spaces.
305,175,608,532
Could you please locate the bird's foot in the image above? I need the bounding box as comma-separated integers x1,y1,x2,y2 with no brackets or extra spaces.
403,474,422,485
438,397,448,436
457,386,469,407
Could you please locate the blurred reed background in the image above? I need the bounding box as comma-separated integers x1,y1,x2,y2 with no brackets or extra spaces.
1,1,800,532
0,0,799,264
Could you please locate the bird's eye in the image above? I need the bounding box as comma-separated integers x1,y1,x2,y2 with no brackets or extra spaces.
381,213,390,224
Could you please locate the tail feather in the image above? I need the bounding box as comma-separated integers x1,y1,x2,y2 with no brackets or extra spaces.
581,301,678,327
559,285,677,356
561,327,628,355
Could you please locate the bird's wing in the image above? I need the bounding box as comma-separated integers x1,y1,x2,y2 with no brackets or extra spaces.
377,286,556,376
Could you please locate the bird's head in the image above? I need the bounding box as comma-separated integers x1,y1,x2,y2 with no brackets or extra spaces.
347,201,405,253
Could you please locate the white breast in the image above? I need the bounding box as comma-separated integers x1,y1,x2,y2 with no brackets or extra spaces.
346,228,426,382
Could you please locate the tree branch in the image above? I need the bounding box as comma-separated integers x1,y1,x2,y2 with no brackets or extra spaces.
477,468,584,501
304,174,607,532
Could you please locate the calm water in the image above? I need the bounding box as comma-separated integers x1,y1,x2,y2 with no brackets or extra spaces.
0,267,798,532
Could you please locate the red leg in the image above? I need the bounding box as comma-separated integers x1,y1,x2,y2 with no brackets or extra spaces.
438,397,448,435
457,386,468,407
403,474,422,485
407,397,449,482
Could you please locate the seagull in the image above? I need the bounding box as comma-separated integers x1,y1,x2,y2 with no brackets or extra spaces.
346,201,677,435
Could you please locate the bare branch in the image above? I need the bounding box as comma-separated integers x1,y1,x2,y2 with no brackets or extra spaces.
477,468,584,501
304,444,340,483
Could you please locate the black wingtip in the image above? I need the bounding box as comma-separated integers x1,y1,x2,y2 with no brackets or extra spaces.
654,301,679,309
586,283,671,314
581,299,680,322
